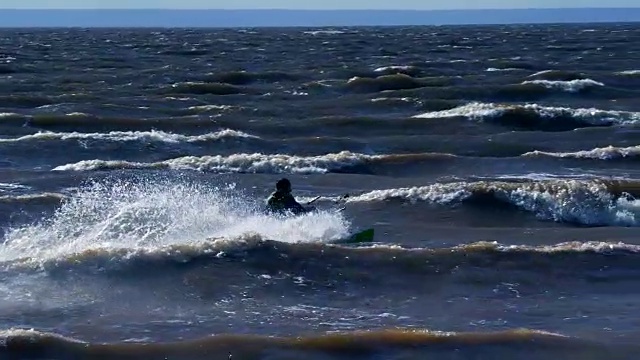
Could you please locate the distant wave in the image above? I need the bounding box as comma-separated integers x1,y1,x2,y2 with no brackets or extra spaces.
303,30,346,35
183,104,237,114
0,112,24,120
0,129,259,144
524,145,640,160
526,69,588,81
50,151,458,174
373,65,422,76
44,144,640,174
615,70,640,76
167,81,245,95
0,113,241,133
520,79,604,93
202,70,302,85
345,74,448,92
0,183,31,193
5,327,625,360
486,67,522,72
413,102,640,130
370,96,416,105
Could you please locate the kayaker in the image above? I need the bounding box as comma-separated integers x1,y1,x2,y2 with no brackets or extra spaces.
266,178,310,215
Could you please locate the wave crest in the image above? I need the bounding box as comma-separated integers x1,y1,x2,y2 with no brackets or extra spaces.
413,102,639,130
524,145,640,160
0,129,258,144
348,179,640,226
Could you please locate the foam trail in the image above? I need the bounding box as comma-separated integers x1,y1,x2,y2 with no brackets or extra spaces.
0,177,350,264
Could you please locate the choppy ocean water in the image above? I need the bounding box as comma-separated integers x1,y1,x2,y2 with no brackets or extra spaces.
1,23,640,359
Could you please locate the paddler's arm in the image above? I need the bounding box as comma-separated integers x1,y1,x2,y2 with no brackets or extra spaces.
285,194,310,214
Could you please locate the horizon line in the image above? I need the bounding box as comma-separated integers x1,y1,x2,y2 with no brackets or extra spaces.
0,7,639,11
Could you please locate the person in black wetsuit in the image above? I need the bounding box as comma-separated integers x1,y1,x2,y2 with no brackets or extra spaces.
266,178,309,215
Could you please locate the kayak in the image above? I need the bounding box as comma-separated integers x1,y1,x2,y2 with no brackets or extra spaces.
205,227,374,246
330,228,374,245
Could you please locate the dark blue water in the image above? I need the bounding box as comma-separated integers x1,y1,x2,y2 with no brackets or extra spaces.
1,24,640,359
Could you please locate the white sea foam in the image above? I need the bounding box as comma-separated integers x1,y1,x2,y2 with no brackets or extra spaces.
51,151,379,174
0,129,258,144
413,102,505,120
373,65,415,73
186,104,235,112
347,183,471,205
520,79,604,92
524,145,640,160
412,102,640,126
303,30,346,35
615,70,640,75
486,67,521,72
346,180,640,227
0,112,22,118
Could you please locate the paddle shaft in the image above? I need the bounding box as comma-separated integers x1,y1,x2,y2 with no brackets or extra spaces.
306,194,349,211
306,196,321,205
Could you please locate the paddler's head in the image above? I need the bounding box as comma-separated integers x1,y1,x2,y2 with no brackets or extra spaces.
276,178,292,193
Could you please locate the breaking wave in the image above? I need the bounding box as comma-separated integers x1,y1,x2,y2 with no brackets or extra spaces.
524,145,640,160
50,151,457,174
413,102,640,130
0,129,258,144
346,179,640,227
520,79,604,92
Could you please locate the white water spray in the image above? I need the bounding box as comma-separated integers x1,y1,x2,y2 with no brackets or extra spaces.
0,177,350,264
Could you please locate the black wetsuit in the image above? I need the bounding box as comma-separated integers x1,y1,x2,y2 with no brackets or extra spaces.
266,190,307,215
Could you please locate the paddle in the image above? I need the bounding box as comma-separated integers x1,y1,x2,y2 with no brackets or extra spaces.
306,194,349,205
306,196,321,205
305,194,350,213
